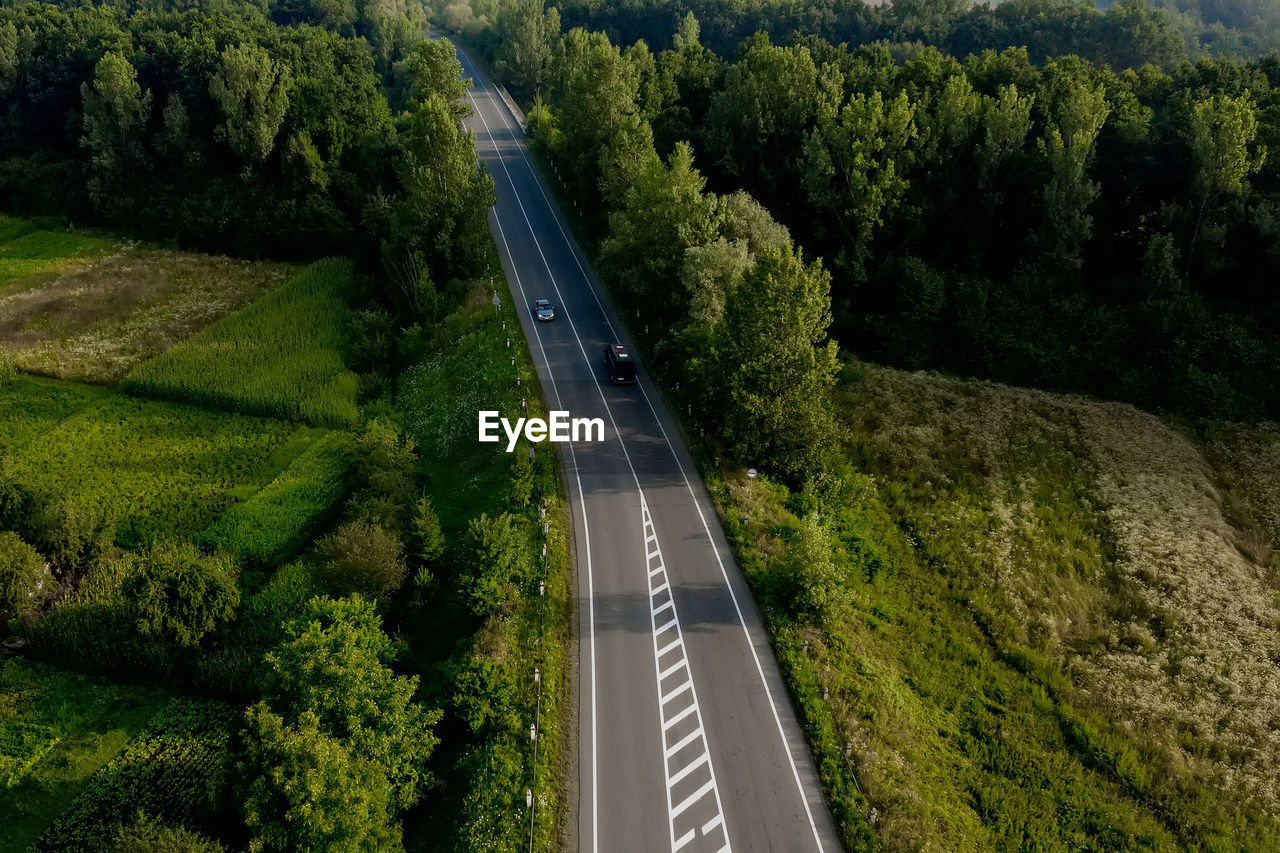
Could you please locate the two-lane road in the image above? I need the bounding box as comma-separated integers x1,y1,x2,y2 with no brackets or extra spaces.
454,44,842,853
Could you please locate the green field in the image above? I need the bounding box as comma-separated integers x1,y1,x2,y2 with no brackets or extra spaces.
0,226,109,289
0,375,107,452
0,658,168,853
122,259,360,427
5,393,327,548
200,430,353,573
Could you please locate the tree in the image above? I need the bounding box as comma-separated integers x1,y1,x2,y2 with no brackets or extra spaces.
787,513,847,622
261,595,439,812
123,540,239,648
1185,91,1266,248
1036,71,1110,269
80,51,151,208
494,0,560,100
240,706,401,853
209,43,291,165
410,496,444,588
349,419,418,531
463,512,529,617
717,245,840,479
801,88,918,278
403,38,469,116
385,93,494,309
0,530,46,616
319,519,408,597
551,28,640,202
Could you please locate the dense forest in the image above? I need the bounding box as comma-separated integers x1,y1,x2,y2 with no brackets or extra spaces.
457,0,1280,453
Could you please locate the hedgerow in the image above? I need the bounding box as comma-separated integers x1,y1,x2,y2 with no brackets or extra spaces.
200,431,354,570
121,259,360,427
4,395,309,549
32,698,238,852
0,214,37,246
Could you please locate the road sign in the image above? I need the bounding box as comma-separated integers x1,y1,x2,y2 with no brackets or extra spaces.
747,468,758,479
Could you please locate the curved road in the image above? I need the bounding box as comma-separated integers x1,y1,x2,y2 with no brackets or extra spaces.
455,45,842,853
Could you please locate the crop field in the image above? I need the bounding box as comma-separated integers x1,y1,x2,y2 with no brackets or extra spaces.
710,364,1280,850
0,247,293,383
0,225,110,290
0,375,106,452
122,258,360,426
4,393,326,548
200,431,353,573
33,697,237,852
0,658,168,853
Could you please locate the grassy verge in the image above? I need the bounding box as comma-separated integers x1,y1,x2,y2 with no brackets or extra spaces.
396,256,571,853
0,658,168,853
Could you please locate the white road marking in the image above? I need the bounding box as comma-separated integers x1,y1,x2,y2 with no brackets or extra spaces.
456,45,829,853
670,752,709,785
662,681,693,704
703,815,724,835
672,780,716,817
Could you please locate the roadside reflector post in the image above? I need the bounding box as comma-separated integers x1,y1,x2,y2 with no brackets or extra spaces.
526,788,533,809
823,687,830,702
530,724,537,742
534,667,541,684
539,581,545,596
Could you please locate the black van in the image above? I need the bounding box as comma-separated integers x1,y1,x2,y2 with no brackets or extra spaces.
603,343,637,384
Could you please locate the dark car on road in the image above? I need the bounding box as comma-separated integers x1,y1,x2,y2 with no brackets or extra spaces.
534,299,555,321
603,343,636,384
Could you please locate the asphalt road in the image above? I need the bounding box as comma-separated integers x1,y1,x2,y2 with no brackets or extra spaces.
454,45,843,853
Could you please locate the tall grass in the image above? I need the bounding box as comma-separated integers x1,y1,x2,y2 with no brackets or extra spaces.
5,395,309,548
200,431,353,571
121,258,360,427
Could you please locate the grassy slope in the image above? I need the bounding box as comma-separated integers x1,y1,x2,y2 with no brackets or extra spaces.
396,273,571,853
0,658,168,853
707,363,1280,850
120,258,359,427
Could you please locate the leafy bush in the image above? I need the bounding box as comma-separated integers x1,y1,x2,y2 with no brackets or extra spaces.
0,376,106,452
121,260,360,427
0,530,47,616
201,432,353,570
318,519,407,598
123,540,240,649
24,555,176,679
462,512,530,618
108,812,226,853
33,698,237,852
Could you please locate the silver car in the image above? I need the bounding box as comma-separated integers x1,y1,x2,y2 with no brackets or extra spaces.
534,299,555,321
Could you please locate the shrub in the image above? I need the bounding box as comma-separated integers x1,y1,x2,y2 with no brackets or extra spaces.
109,813,226,853
462,512,529,618
123,540,240,649
200,432,353,570
0,530,47,616
318,519,407,598
121,259,360,427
